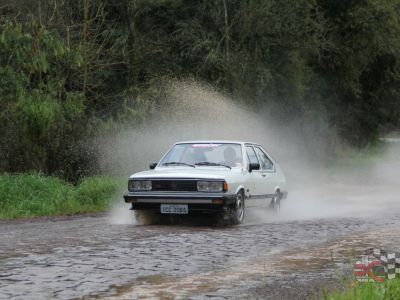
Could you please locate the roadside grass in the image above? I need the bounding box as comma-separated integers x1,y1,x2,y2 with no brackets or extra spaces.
324,279,400,300
0,173,125,220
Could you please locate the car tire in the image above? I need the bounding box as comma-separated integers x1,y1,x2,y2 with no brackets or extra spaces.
271,191,281,213
230,191,245,225
134,211,156,225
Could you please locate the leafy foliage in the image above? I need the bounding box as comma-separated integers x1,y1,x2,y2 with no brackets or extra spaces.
0,0,400,179
0,18,89,180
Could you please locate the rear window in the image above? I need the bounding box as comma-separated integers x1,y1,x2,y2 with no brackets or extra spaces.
254,147,274,170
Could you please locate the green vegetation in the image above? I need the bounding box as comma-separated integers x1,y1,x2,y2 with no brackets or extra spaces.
324,279,400,300
332,143,389,168
0,174,123,220
1,1,400,181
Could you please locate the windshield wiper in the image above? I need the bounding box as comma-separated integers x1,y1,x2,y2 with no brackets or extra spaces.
162,162,195,168
195,162,231,169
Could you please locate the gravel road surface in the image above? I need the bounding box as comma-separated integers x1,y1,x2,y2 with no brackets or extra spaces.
1,205,400,299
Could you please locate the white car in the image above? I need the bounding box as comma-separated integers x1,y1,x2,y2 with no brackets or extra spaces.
124,141,287,224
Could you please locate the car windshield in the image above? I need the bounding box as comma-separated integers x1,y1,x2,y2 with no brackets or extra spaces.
160,143,243,168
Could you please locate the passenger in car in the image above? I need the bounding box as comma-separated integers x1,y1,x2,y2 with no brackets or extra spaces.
221,147,239,167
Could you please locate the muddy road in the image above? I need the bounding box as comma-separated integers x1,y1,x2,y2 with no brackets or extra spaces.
1,203,400,300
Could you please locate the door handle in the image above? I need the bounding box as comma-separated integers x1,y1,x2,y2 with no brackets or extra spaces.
262,173,266,177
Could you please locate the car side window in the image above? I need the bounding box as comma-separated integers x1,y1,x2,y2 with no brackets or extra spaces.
245,146,260,167
254,147,274,171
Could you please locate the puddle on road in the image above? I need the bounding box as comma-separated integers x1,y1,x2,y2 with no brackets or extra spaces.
2,213,400,300
92,227,400,300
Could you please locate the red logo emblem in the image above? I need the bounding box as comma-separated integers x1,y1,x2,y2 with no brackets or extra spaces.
354,256,385,282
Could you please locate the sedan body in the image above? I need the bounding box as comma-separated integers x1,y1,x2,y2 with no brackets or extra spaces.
124,141,287,224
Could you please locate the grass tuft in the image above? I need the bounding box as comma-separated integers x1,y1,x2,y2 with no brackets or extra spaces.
0,173,124,220
324,279,400,300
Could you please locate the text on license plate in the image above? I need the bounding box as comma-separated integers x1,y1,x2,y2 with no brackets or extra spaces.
160,204,188,214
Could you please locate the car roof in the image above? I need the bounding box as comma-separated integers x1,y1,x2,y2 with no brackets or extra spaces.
175,140,260,145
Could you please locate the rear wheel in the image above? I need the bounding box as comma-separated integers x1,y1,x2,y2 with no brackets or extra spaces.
270,191,281,213
230,191,245,225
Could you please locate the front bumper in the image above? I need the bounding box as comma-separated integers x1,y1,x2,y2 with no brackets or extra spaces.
124,192,237,213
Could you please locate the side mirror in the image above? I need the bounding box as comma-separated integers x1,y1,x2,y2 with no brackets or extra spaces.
149,163,157,169
249,162,260,173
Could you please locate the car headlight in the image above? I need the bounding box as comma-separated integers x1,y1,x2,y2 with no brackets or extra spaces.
197,181,225,192
128,180,152,191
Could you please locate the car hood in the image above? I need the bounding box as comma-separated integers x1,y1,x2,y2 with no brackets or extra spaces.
130,167,242,180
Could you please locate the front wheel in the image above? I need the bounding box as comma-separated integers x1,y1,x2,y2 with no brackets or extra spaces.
230,191,245,225
134,211,157,225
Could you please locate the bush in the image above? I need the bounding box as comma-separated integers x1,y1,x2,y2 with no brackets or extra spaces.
72,177,121,210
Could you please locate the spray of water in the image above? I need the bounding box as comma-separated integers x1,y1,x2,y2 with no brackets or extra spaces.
102,79,400,224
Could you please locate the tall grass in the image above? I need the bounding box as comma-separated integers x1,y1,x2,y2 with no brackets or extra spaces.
0,173,124,220
324,279,400,300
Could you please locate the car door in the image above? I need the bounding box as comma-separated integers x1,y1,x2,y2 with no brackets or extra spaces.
254,146,277,199
245,146,265,208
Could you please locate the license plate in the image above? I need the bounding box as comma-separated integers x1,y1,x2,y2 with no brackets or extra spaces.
160,204,188,214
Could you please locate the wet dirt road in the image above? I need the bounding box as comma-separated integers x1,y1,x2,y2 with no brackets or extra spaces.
1,206,400,300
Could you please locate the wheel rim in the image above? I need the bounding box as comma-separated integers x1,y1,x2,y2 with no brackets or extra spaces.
236,193,244,222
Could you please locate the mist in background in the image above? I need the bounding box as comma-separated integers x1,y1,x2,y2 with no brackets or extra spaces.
99,80,328,176
104,80,400,224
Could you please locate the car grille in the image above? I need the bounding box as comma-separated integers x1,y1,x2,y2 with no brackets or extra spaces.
151,180,197,192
